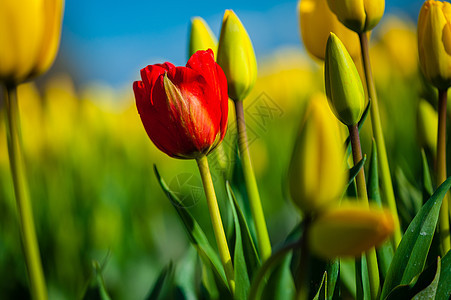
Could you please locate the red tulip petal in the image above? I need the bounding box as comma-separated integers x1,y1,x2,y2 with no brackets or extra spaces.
216,63,229,141
140,64,167,100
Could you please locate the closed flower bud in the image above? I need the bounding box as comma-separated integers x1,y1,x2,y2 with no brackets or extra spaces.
217,10,257,101
325,33,365,126
133,49,229,159
309,203,394,258
298,0,360,60
0,0,64,84
417,99,438,154
188,17,218,59
327,0,384,33
418,0,451,90
288,98,346,214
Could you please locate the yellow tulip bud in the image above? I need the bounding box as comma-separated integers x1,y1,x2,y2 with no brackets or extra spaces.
188,17,218,59
309,203,394,258
0,0,64,84
325,33,365,126
418,0,451,90
417,99,438,154
217,10,257,101
327,0,384,33
298,0,360,60
288,97,346,214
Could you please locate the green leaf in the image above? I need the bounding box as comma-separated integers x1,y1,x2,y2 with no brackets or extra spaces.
381,176,451,298
261,254,296,300
339,258,356,298
367,139,393,279
226,183,261,279
145,262,174,300
347,156,366,189
436,250,451,300
421,149,433,202
385,257,441,300
226,183,250,300
344,100,371,149
82,261,112,300
174,246,198,300
312,271,327,300
154,166,230,296
326,259,339,300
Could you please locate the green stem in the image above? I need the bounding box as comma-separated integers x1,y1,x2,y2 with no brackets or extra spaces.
436,89,451,255
348,124,380,300
359,32,402,247
234,100,272,261
196,156,235,294
4,84,47,300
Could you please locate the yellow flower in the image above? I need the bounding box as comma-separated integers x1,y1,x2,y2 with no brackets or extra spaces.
309,203,394,258
188,17,218,59
418,0,451,90
327,0,384,33
288,97,346,214
325,33,365,126
0,0,64,84
217,10,257,101
417,99,438,154
298,0,360,60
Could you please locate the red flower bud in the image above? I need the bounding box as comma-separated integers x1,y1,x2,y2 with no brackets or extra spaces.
133,49,229,159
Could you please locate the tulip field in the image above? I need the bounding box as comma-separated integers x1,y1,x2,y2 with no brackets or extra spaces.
1,0,451,300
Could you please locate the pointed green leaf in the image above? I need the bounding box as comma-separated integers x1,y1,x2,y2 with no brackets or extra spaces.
381,176,451,298
368,139,393,278
436,250,451,300
421,149,433,202
82,261,112,300
326,259,339,300
227,183,250,300
261,254,296,300
146,262,174,300
226,183,261,279
313,272,327,300
347,156,366,189
385,257,441,300
154,165,230,294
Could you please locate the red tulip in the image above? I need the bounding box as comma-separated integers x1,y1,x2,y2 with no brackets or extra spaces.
133,49,229,159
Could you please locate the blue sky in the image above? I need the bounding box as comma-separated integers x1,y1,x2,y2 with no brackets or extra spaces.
56,0,426,86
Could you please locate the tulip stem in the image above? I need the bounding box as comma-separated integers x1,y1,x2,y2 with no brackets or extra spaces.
436,89,451,255
348,124,380,300
4,84,47,300
295,217,311,300
359,32,402,248
235,100,272,261
196,156,235,294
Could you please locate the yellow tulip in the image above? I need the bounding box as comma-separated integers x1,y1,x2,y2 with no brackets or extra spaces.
298,0,360,60
217,10,257,101
327,0,384,33
418,0,451,90
309,203,394,258
325,33,365,126
417,99,438,154
288,96,346,214
188,17,218,59
0,0,64,84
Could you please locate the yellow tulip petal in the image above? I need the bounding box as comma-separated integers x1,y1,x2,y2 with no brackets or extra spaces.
309,204,394,258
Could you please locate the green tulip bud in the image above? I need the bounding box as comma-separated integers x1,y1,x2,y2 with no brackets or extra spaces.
324,33,365,126
217,10,257,101
327,0,385,33
188,17,218,59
